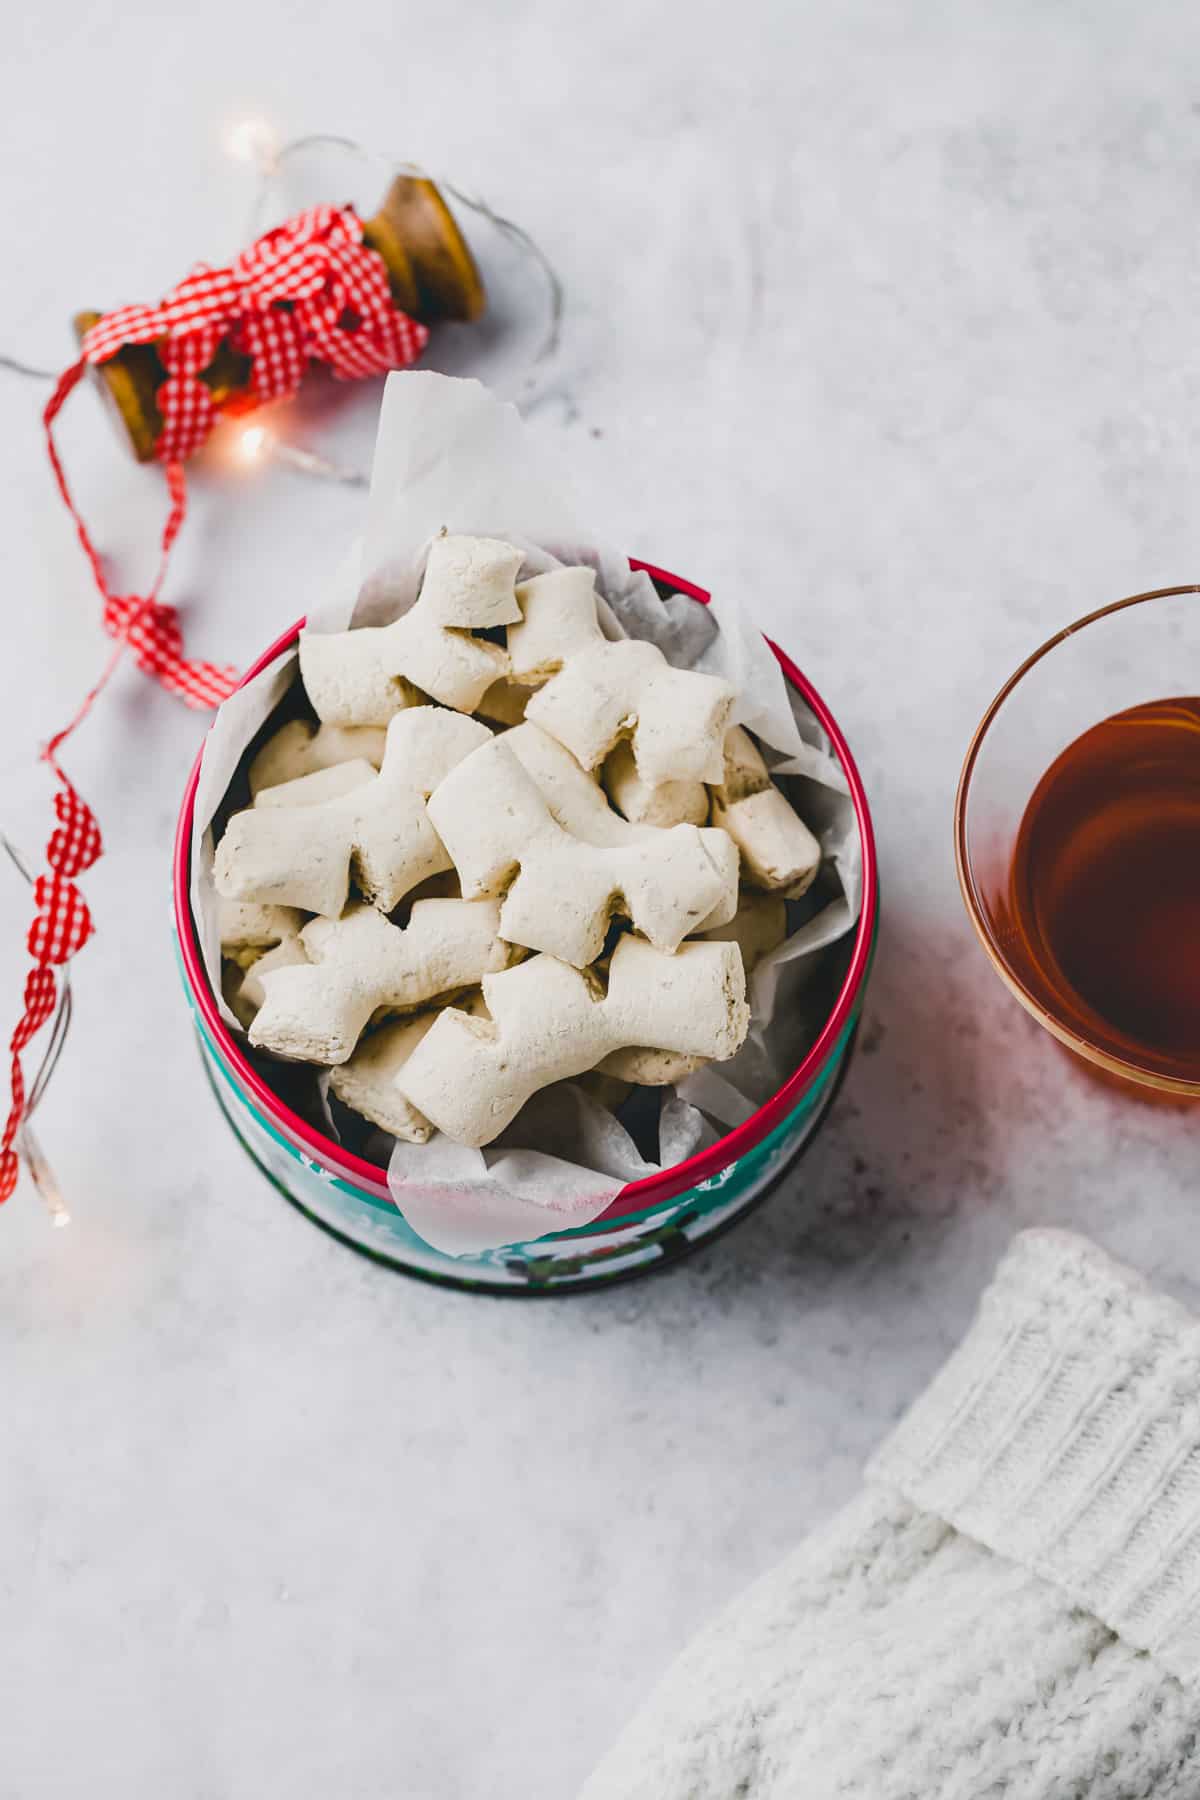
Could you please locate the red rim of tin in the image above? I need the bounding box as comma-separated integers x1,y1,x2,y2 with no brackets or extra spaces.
173,564,879,1221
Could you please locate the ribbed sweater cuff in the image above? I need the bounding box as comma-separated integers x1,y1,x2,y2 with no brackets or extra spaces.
868,1229,1200,1684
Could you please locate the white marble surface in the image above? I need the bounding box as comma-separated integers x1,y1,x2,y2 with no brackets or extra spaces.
1,4,1198,1794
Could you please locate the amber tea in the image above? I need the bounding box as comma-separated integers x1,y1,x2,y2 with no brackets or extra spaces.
1001,697,1200,1084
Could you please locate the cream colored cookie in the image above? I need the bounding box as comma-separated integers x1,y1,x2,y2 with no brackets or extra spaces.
297,630,429,727
502,722,640,848
602,740,708,829
527,637,734,786
507,566,603,682
711,728,822,897
495,733,737,934
427,736,738,966
504,722,737,933
595,1046,705,1086
248,720,388,797
249,898,511,1065
719,724,772,803
226,936,311,1030
597,896,785,1086
418,533,523,627
300,534,518,723
397,935,749,1147
329,1012,440,1142
509,566,734,784
218,897,306,951
214,708,491,919
253,760,377,808
331,990,499,1139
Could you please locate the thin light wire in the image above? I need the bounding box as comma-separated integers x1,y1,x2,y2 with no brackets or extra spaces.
1,833,34,883
439,173,564,365
0,352,55,381
29,986,72,1114
270,439,369,488
251,133,564,367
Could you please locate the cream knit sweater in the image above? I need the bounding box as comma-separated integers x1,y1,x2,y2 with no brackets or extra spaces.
581,1232,1200,1798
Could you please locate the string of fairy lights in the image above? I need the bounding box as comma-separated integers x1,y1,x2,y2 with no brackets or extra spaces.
0,120,563,1226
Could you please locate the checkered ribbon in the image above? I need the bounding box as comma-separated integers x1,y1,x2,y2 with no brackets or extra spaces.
78,202,428,460
1,203,428,1203
0,769,101,1201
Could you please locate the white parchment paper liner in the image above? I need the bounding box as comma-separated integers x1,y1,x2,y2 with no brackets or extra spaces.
189,374,862,1257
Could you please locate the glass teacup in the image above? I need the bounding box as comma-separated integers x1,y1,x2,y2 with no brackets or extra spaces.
955,585,1200,1098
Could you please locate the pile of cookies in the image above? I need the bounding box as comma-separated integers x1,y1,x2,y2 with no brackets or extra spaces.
214,535,822,1151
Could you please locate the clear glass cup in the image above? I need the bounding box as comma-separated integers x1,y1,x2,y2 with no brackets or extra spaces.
954,584,1200,1097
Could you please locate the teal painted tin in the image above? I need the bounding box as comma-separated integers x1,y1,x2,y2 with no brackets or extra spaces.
174,565,879,1293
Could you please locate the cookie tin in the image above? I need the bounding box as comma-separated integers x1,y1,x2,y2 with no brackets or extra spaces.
173,565,879,1292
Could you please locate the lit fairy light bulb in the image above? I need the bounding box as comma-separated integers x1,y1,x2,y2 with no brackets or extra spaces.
18,1125,70,1228
224,118,280,172
237,423,271,464
233,421,368,489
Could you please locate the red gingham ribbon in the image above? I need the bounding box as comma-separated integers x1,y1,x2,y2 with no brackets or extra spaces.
0,777,101,1200
1,203,428,1204
80,204,427,460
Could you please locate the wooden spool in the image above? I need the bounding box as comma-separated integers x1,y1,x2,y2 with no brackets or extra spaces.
76,175,486,462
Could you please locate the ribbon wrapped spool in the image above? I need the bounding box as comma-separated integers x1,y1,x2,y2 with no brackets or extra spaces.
75,174,485,461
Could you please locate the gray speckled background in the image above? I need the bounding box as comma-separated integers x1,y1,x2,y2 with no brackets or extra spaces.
0,3,1196,1794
